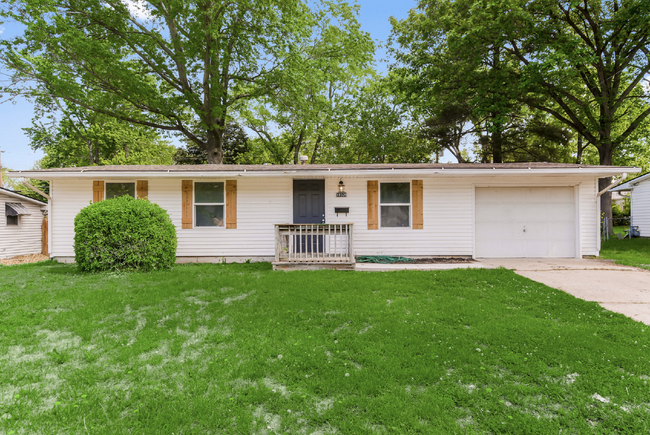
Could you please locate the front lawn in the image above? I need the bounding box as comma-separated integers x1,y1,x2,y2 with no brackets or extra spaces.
600,238,650,270
1,262,649,434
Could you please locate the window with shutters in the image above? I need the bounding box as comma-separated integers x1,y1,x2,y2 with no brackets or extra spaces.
195,182,225,227
106,182,135,199
380,182,410,228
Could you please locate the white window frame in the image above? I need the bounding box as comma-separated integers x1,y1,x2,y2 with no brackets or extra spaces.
194,181,226,228
379,181,412,229
105,181,136,200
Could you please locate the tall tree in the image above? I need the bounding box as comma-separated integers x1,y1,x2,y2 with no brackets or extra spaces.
1,0,314,163
242,0,375,164
390,0,650,229
318,78,437,163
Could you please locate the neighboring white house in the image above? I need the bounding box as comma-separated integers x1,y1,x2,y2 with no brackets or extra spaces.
0,187,48,259
9,162,638,263
611,172,650,237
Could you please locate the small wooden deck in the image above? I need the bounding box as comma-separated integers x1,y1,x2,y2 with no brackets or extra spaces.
273,223,355,270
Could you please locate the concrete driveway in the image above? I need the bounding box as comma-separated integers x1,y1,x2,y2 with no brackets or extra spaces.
480,259,650,324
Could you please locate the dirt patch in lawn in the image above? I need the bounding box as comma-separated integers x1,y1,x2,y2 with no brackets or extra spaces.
0,254,49,266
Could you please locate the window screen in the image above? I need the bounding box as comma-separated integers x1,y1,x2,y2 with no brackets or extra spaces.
380,182,410,227
106,183,135,199
195,182,224,227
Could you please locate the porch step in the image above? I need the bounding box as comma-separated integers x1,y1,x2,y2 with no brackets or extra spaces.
272,261,356,271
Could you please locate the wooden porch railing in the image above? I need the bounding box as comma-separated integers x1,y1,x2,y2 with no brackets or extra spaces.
274,224,354,263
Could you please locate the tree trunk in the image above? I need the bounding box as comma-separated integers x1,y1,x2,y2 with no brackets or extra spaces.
492,119,503,163
206,125,224,164
310,135,322,164
599,145,613,237
293,128,306,164
575,136,583,164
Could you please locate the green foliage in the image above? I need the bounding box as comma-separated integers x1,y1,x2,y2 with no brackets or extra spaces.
25,98,175,168
612,198,631,219
389,0,650,165
74,196,177,272
241,0,375,164
1,0,319,163
173,122,251,165
2,162,50,203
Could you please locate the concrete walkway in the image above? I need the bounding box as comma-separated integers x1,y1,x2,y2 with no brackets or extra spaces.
482,259,650,325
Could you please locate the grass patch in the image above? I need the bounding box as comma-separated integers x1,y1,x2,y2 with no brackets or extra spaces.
600,238,650,270
1,262,649,433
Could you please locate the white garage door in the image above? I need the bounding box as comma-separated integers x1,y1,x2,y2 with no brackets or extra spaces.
475,187,575,258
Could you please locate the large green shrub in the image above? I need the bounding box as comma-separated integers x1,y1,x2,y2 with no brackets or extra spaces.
74,196,177,272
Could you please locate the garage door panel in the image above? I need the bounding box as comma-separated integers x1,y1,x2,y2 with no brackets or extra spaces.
553,203,575,216
547,241,575,257
553,188,575,202
475,187,575,258
552,225,575,239
524,223,549,238
520,206,550,221
478,240,523,257
525,241,550,257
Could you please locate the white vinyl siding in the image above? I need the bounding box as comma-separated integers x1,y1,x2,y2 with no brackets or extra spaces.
0,192,46,259
631,180,650,237
48,174,601,260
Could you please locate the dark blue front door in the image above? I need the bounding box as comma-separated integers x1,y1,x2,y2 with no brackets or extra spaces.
293,180,325,253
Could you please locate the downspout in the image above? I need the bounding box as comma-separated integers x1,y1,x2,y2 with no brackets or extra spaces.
597,173,627,197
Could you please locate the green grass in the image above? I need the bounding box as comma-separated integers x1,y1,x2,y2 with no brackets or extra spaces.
600,237,650,270
1,262,649,434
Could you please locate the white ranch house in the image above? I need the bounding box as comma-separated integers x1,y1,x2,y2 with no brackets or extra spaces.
611,172,650,237
0,187,48,259
10,163,637,267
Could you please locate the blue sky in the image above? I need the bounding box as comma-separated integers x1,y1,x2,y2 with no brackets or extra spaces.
0,0,418,171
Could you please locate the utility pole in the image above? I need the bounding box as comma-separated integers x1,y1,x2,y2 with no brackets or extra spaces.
0,150,4,188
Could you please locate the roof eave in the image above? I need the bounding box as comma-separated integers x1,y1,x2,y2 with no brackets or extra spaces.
8,166,640,180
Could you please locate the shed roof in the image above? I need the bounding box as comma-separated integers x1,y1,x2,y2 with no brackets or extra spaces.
0,187,47,205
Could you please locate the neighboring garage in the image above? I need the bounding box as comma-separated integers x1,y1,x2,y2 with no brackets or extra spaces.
475,187,576,258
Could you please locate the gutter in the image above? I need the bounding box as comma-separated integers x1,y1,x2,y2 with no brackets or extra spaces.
8,167,641,180
598,173,628,197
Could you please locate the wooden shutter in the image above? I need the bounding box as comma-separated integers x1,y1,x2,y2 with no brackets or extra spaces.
226,180,237,229
137,180,148,199
367,180,379,230
93,181,104,203
412,180,423,229
181,180,193,229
